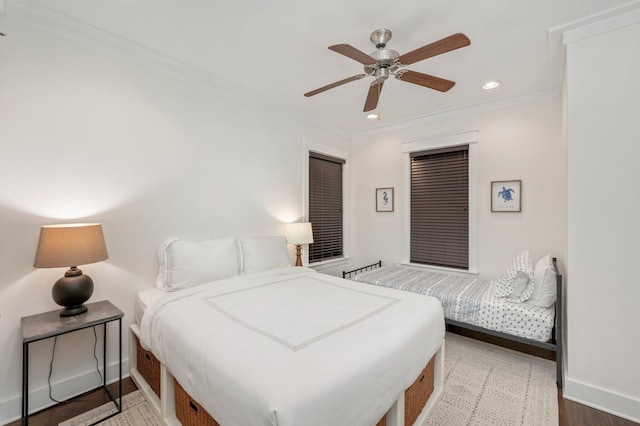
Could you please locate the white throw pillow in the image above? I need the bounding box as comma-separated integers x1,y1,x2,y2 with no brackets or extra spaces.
495,250,533,298
239,236,291,274
528,255,557,307
506,271,533,303
155,236,239,291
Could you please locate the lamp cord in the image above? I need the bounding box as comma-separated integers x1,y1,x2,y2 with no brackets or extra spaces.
48,336,63,403
93,327,104,385
48,326,103,403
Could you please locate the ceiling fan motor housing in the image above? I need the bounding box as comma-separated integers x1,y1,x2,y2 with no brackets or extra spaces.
364,29,400,78
365,48,400,77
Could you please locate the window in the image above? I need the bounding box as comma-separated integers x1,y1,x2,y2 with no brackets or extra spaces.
308,152,344,262
410,145,469,269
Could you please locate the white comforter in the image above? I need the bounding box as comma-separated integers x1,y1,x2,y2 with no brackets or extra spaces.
140,267,444,426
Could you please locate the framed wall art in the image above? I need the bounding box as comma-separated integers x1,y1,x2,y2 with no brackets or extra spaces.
491,180,521,212
376,187,394,212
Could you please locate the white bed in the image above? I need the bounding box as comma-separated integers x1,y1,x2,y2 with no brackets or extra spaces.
134,236,446,426
345,252,565,387
135,287,164,325
351,265,555,342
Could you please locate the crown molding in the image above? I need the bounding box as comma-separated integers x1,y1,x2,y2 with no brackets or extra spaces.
546,0,640,72
11,0,635,142
4,0,261,102
563,5,640,45
4,0,351,139
548,0,640,45
351,88,560,140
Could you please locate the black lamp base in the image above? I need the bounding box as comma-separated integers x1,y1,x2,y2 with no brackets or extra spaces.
59,304,89,317
52,267,94,317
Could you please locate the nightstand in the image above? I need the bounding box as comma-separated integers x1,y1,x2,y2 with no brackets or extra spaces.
21,300,124,425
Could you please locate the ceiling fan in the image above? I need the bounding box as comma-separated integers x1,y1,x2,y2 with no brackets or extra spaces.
304,29,471,112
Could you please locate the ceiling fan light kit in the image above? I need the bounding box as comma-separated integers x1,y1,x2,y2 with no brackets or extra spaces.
304,29,470,113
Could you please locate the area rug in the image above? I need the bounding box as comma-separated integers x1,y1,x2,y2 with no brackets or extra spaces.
424,333,558,426
59,390,161,426
61,333,558,426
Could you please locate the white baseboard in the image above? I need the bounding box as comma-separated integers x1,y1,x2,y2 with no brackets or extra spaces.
564,377,640,423
0,358,129,425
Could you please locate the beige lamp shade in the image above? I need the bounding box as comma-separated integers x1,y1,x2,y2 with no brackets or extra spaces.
34,223,109,268
285,222,314,245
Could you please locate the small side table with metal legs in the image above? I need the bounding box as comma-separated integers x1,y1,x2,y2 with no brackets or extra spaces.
21,300,123,425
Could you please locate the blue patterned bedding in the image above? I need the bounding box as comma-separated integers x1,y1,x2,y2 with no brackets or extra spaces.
351,265,555,342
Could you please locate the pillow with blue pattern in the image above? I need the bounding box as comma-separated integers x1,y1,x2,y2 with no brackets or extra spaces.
495,250,533,299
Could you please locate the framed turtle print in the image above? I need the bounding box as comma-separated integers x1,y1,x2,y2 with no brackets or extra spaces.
376,187,394,212
491,180,521,212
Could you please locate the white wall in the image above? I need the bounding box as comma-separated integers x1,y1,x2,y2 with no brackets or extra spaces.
350,97,567,279
564,19,640,422
3,3,638,425
0,15,349,423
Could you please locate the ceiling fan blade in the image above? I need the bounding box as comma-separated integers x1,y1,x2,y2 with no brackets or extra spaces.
364,80,384,112
329,44,377,65
396,70,455,92
304,74,366,97
396,33,470,66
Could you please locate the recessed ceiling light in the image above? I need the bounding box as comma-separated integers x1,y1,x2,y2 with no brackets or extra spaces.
366,113,380,120
482,81,500,90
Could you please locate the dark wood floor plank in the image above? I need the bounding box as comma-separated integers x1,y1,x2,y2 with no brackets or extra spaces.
8,361,638,426
559,392,639,426
6,378,137,426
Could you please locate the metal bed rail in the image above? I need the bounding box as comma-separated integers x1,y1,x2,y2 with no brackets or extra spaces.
342,260,382,279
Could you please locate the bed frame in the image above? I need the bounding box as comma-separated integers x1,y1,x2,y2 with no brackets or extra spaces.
343,259,564,388
130,311,446,426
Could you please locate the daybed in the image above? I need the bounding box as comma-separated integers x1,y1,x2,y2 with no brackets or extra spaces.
130,235,447,426
343,252,563,387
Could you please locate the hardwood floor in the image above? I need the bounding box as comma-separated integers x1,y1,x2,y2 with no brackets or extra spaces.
8,367,638,426
559,390,639,426
7,378,137,426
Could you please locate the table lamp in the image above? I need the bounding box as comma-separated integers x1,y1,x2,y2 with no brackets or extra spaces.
34,223,108,317
285,222,314,267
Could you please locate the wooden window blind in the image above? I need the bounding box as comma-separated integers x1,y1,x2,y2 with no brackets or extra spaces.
309,152,344,262
410,145,469,269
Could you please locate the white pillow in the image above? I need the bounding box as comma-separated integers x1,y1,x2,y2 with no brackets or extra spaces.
506,271,533,303
239,236,291,274
495,250,533,298
528,255,557,307
155,236,239,291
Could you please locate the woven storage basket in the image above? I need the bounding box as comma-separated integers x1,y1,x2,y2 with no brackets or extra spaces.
173,378,387,426
170,354,434,426
404,355,435,426
174,379,220,426
135,337,161,398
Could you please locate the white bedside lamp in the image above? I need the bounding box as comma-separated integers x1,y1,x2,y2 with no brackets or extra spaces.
285,222,314,266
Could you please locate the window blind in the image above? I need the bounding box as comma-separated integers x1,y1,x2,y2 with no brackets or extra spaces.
410,145,469,269
309,152,344,262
